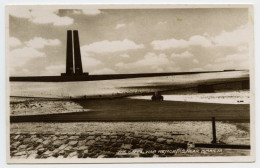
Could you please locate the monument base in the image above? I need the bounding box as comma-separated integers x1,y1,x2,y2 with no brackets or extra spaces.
61,72,89,76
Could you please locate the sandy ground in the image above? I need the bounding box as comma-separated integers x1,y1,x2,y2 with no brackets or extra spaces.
10,71,249,98
10,98,88,116
129,90,250,104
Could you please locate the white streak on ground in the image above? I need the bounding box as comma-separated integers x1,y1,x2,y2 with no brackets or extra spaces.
128,91,250,104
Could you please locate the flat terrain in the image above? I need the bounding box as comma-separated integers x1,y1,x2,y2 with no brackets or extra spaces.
11,98,250,122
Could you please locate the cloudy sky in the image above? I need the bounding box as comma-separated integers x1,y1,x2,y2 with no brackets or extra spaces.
8,7,252,76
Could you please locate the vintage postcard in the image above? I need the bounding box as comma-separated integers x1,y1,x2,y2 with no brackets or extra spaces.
6,4,255,163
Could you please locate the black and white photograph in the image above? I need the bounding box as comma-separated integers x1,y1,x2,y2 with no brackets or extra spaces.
6,4,255,163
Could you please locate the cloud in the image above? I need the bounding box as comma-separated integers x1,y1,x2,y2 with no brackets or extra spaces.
158,21,167,25
115,62,124,67
115,23,126,29
237,45,248,52
9,37,22,47
72,10,81,14
10,47,45,59
213,23,251,47
204,64,213,69
205,59,248,71
151,23,251,51
189,35,212,47
115,52,174,72
190,67,203,71
151,35,212,50
9,36,62,74
115,52,177,73
215,53,248,63
135,53,169,67
199,52,249,71
81,39,145,53
52,16,73,26
45,64,65,71
92,68,115,74
81,55,102,68
171,51,193,58
45,65,65,75
26,37,61,49
193,59,199,64
151,38,189,50
10,47,46,67
82,9,102,15
119,53,130,58
73,9,102,15
9,8,73,26
10,68,31,76
149,23,251,72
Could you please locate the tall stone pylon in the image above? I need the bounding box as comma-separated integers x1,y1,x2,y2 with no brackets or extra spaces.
65,30,74,74
73,30,83,74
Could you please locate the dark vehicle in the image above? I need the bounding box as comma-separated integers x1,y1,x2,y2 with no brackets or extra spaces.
151,92,164,101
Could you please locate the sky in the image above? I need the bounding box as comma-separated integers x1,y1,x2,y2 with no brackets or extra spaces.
8,7,252,76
